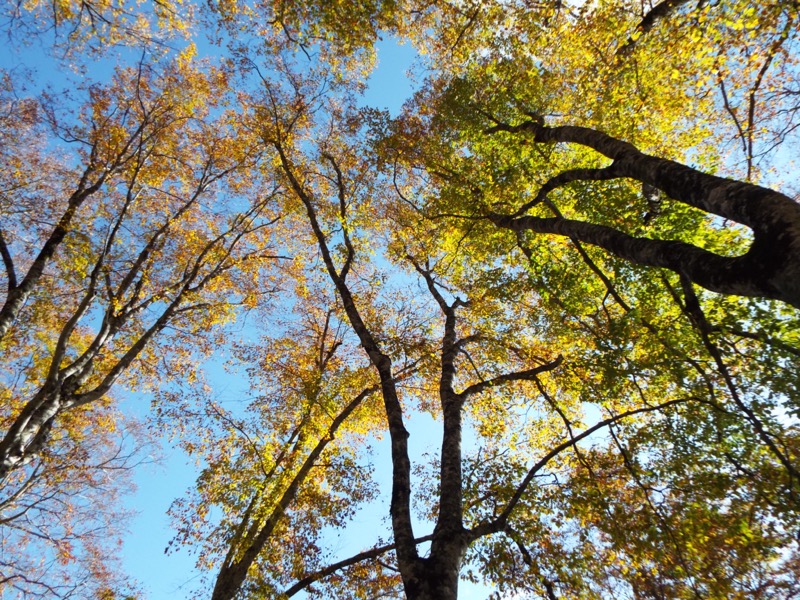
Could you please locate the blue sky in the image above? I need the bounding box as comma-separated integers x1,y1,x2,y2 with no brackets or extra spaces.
111,36,495,600
0,26,501,599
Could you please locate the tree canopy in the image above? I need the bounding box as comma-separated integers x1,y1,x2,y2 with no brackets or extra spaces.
1,1,799,599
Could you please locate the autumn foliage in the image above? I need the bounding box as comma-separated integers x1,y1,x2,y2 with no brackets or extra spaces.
1,1,800,599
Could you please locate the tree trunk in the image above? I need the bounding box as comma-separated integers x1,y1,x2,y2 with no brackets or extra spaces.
0,389,61,479
488,122,800,308
408,565,461,600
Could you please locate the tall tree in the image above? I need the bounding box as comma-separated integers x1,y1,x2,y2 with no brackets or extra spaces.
0,53,281,596
2,0,800,598
238,2,800,595
165,291,395,600
249,86,674,598
373,0,800,595
0,54,278,476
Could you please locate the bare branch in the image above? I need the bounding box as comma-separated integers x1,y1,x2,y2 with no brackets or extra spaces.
459,355,563,399
283,534,434,598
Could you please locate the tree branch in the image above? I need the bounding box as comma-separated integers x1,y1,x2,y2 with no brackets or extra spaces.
468,397,691,541
272,138,419,576
0,229,17,290
211,386,379,600
491,212,769,302
282,534,434,597
671,276,800,488
513,165,620,216
459,355,563,399
616,0,694,57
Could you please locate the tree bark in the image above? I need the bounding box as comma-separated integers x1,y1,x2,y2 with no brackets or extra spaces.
487,122,800,308
403,551,468,600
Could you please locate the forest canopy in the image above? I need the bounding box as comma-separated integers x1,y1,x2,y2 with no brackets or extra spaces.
1,0,799,598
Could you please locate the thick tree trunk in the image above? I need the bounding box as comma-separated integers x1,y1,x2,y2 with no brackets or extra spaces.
404,548,466,600
403,403,467,599
488,122,800,308
0,389,62,478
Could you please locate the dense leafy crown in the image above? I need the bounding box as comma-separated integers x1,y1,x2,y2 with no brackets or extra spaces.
0,1,799,599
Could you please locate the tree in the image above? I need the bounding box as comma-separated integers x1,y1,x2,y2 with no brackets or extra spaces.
0,53,281,474
0,52,282,596
263,84,800,597
164,292,394,600
367,0,800,596
2,0,800,598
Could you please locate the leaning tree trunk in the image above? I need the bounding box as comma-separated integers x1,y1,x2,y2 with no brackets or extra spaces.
487,122,800,309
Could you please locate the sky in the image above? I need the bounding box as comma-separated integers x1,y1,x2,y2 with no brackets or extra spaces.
0,19,501,599
110,36,495,600
5,5,800,600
